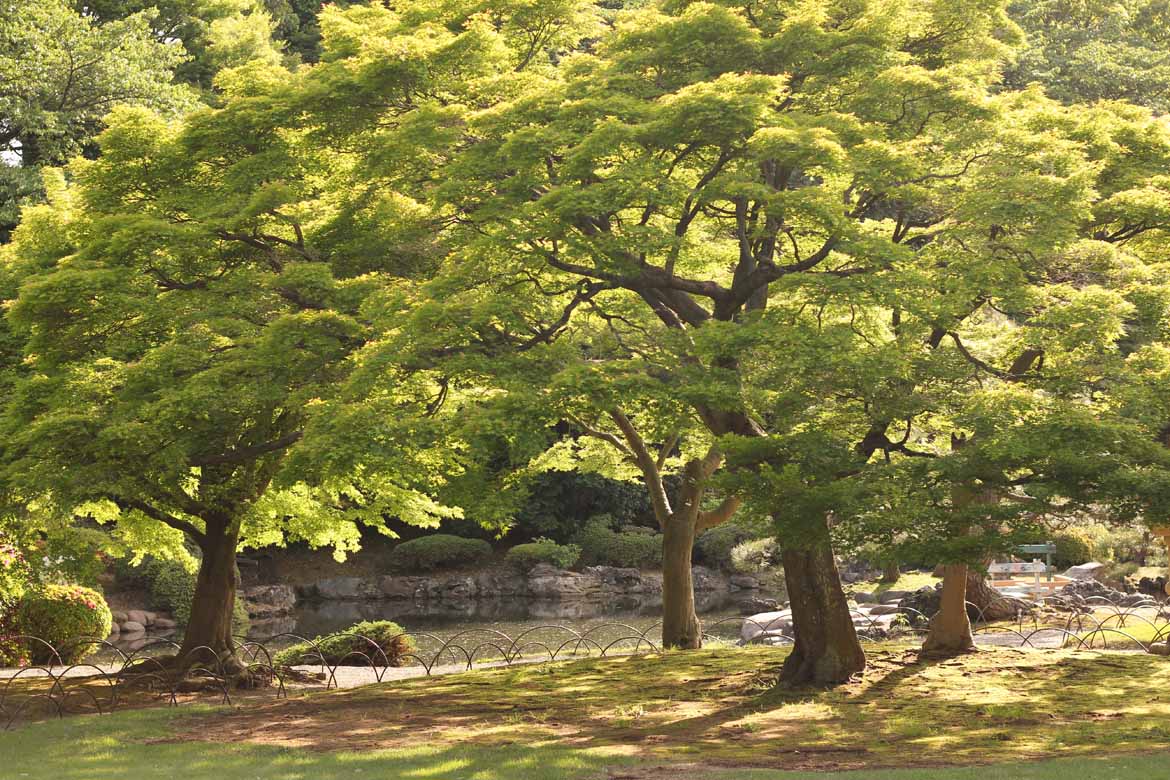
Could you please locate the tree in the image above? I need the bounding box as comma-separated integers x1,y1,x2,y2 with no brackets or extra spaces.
790,92,1170,655
0,0,194,240
1006,0,1170,111
0,84,458,671
328,0,1025,682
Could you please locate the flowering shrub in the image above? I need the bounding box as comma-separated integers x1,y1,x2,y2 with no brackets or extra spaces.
17,584,113,664
0,542,32,666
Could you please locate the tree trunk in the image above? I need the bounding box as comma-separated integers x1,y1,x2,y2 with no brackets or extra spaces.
178,523,241,671
881,560,900,583
965,568,1017,621
661,515,701,649
922,563,976,654
779,519,865,685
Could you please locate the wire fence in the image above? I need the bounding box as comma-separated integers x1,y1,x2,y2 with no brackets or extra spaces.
2,593,1167,730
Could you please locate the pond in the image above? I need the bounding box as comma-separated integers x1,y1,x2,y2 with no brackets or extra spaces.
107,590,762,655
259,591,757,643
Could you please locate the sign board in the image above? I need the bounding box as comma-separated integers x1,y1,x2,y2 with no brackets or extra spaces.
1017,543,1057,555
988,561,1047,575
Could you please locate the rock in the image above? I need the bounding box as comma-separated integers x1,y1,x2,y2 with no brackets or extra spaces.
898,585,943,624
242,584,297,617
729,574,760,591
121,621,146,634
1137,576,1168,597
692,566,728,592
107,623,120,636
741,610,792,643
853,591,876,604
472,570,527,598
639,572,663,595
315,576,381,600
152,617,177,629
428,575,477,601
878,590,910,604
126,609,156,627
526,564,603,599
868,604,902,616
583,566,644,592
1063,562,1106,581
738,597,780,614
111,610,129,624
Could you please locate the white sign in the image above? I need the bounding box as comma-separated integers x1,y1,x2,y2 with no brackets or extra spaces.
989,561,1047,575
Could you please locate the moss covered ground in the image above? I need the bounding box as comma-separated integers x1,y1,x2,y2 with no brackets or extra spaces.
6,643,1170,777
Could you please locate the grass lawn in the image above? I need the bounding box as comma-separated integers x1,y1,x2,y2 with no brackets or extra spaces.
846,570,940,597
5,644,1170,778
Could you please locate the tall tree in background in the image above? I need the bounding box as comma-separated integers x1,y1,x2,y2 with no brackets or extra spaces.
1007,0,1170,111
0,0,194,240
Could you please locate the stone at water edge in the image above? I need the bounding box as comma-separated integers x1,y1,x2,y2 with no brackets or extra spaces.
121,620,146,634
153,617,178,629
740,610,792,643
1063,562,1106,581
126,609,154,627
853,591,876,603
868,604,901,616
242,584,297,617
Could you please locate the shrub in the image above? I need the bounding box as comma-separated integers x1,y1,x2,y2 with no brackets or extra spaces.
510,471,655,543
730,538,781,574
695,521,761,570
1052,529,1095,569
17,584,112,664
575,516,662,568
273,620,414,667
506,539,581,571
386,534,492,572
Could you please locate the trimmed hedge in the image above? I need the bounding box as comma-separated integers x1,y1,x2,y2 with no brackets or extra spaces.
273,620,414,667
387,535,492,573
506,539,581,571
17,584,113,664
575,516,662,568
1052,529,1095,569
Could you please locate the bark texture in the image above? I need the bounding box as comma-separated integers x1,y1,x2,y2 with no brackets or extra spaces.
779,521,865,685
922,563,976,654
178,520,242,671
661,516,701,649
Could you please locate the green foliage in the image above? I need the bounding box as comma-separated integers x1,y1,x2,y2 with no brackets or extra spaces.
16,583,112,663
272,620,414,667
386,535,492,573
510,471,653,543
1007,0,1170,111
1051,529,1096,570
730,538,781,575
694,521,762,571
574,516,662,569
506,538,581,571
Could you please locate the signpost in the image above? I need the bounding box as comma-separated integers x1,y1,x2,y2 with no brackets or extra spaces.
988,542,1060,600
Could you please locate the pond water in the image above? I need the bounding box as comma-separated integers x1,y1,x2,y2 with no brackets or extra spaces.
250,590,757,645
106,590,761,655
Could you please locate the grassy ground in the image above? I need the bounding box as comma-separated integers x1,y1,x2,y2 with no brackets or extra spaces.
846,571,939,597
5,644,1170,778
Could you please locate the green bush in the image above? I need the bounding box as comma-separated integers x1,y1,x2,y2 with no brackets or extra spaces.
386,534,492,573
1052,529,1095,569
506,538,581,571
17,584,113,664
695,521,761,570
574,516,662,568
730,538,781,574
510,471,655,543
273,620,414,667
